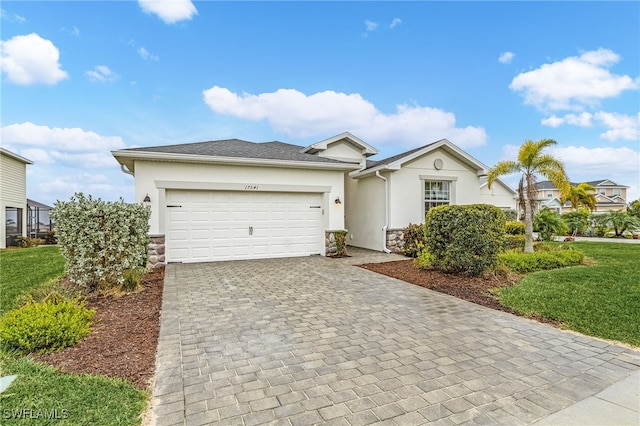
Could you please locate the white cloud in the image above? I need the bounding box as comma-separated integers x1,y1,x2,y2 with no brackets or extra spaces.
390,18,402,29
202,86,487,149
1,122,126,153
0,33,68,85
498,51,514,64
138,0,198,24
541,111,639,141
1,9,26,23
364,20,378,32
60,25,80,37
86,65,118,83
138,47,159,61
510,48,639,111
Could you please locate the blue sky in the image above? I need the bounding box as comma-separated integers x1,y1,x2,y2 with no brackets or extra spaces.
2,1,639,206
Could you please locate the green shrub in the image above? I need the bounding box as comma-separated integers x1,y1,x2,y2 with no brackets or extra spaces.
120,267,147,292
0,298,95,354
534,208,568,241
413,250,433,269
51,193,150,291
498,248,584,273
14,237,44,248
401,223,426,258
504,234,526,251
505,221,525,235
333,230,348,256
425,204,506,276
562,209,591,236
503,209,518,221
44,230,57,245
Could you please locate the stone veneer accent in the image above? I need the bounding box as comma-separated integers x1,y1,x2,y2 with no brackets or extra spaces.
148,234,166,268
386,228,405,254
325,230,348,256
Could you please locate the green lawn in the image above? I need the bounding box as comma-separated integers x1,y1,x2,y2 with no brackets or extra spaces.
0,246,65,315
499,242,640,346
0,246,148,425
0,351,147,425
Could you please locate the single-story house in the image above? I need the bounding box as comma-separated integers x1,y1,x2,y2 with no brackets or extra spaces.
1,148,33,248
111,132,516,264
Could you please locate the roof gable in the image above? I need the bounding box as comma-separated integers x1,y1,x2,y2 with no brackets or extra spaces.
301,132,379,157
353,139,488,177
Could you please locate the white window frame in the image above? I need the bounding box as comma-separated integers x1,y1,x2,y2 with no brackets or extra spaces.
420,175,457,218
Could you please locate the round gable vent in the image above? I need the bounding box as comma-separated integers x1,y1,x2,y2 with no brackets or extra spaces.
433,158,444,170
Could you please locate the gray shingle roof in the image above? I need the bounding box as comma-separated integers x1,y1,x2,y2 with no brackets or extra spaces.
537,179,626,189
121,139,351,164
363,142,437,169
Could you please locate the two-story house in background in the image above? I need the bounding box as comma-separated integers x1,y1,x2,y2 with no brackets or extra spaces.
536,179,629,214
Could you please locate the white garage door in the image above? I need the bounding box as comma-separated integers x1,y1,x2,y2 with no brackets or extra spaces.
166,190,323,262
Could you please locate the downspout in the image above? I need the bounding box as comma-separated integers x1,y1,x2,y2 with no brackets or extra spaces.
375,171,391,254
120,164,134,176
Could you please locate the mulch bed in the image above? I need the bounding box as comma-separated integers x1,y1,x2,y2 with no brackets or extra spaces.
34,267,164,390
358,259,562,326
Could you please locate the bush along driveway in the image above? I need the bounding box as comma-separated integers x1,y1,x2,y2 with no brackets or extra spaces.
152,249,640,426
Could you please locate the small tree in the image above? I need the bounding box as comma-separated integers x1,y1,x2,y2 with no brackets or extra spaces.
487,139,570,253
563,183,597,211
424,204,505,276
51,193,150,291
628,199,640,219
597,210,640,237
562,209,591,236
534,208,568,241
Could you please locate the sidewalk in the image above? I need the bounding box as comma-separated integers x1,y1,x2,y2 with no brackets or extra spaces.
533,370,640,425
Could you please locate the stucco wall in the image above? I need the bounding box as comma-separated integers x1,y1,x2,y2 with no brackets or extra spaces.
388,150,496,228
345,172,386,251
1,153,29,248
133,160,346,235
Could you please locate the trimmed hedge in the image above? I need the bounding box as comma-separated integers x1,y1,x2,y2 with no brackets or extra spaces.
425,204,506,276
505,221,525,235
504,234,526,251
498,249,584,273
51,193,150,291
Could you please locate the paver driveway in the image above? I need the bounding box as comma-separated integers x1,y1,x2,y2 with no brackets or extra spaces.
152,249,640,426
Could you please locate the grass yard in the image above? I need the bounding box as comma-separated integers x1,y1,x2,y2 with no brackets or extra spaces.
0,246,65,315
0,246,148,426
0,351,147,425
499,242,640,347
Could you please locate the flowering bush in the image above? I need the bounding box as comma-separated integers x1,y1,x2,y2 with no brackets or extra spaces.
51,193,150,290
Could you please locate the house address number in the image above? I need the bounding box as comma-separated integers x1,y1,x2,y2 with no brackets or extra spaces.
244,185,259,190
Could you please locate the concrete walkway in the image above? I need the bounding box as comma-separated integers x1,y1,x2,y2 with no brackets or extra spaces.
152,248,640,425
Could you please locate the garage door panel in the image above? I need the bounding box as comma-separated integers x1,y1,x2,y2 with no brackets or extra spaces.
166,189,323,262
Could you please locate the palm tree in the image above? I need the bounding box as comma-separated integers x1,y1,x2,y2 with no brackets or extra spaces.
563,182,597,211
488,139,570,253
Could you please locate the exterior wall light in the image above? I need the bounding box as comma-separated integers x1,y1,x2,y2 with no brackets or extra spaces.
143,194,151,203
335,197,342,204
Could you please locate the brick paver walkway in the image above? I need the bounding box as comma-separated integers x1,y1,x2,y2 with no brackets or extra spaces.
152,249,640,425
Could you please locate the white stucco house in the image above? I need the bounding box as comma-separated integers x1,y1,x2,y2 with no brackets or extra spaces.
1,148,33,249
111,132,516,264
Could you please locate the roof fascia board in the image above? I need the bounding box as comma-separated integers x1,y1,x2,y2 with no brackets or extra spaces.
111,150,361,171
302,132,379,156
0,148,33,164
352,139,488,179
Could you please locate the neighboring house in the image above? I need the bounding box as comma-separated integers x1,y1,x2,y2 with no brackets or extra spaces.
1,148,33,248
111,132,516,264
536,179,629,214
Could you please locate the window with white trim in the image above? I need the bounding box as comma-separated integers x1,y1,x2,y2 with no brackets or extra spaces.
613,188,621,196
424,181,451,213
